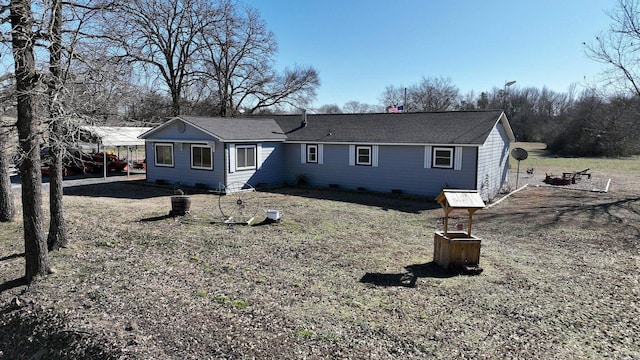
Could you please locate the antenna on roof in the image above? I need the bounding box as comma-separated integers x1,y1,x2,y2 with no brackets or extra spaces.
301,109,308,127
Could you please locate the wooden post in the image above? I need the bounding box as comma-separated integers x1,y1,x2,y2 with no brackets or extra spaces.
467,209,478,237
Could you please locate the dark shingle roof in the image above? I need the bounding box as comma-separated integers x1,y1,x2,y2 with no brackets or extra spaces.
141,111,511,145
261,110,508,145
179,116,287,141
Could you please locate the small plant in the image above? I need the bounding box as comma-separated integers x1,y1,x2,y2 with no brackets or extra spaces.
214,295,229,303
230,299,248,309
193,290,207,298
295,329,315,338
95,239,117,248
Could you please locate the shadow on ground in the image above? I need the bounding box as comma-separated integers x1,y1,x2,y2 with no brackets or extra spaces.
63,180,170,200
265,187,439,214
360,262,457,288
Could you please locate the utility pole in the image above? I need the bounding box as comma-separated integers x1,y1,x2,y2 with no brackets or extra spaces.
503,80,516,111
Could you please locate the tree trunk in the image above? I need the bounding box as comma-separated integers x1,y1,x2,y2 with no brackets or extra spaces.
47,0,68,251
0,119,15,222
10,0,52,281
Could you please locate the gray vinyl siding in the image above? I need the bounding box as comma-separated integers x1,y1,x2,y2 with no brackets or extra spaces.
283,143,477,198
225,142,285,188
144,122,225,189
476,123,511,201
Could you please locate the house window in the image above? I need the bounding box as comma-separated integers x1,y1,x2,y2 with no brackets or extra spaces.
307,144,318,163
433,147,454,169
236,145,256,170
154,143,174,167
356,146,372,166
191,145,213,170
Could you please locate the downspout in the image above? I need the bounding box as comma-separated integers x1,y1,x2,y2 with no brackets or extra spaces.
223,142,228,191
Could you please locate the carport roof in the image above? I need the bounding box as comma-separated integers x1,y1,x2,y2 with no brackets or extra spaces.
81,126,152,147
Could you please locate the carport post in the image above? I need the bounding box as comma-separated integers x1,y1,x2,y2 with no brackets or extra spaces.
102,143,107,179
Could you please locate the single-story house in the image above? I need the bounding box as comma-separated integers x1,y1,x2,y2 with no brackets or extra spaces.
138,110,515,201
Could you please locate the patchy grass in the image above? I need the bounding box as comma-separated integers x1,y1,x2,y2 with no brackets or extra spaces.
512,142,640,172
0,158,639,359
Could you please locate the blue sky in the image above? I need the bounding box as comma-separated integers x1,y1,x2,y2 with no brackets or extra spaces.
245,0,614,109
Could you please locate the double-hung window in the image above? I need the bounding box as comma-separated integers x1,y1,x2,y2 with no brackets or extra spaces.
191,145,213,170
433,147,454,169
307,144,318,163
155,143,174,167
356,146,372,166
236,145,256,170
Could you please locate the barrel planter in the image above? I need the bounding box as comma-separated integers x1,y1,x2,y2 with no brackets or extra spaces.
170,195,192,216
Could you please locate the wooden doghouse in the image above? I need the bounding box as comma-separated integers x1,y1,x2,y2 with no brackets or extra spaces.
434,189,485,273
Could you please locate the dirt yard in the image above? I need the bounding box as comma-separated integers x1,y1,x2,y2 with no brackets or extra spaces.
0,164,638,359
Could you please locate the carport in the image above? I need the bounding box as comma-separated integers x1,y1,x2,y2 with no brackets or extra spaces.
80,126,152,179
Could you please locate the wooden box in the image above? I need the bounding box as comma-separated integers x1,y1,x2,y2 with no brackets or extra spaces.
433,231,481,269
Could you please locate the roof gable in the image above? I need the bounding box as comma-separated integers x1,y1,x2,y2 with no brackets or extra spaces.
139,116,287,142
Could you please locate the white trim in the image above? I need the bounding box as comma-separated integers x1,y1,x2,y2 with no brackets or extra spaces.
285,140,482,147
151,139,212,145
190,144,213,170
372,145,379,167
235,144,257,171
154,143,174,167
424,145,432,169
257,143,263,169
318,144,324,165
349,145,355,166
432,147,454,169
454,146,463,171
355,145,372,166
306,144,318,163
228,144,236,173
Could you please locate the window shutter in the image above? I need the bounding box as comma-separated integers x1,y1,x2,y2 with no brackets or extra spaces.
454,146,463,171
424,146,432,169
318,144,324,164
301,144,306,163
349,145,355,166
257,143,262,169
228,143,236,173
372,145,379,167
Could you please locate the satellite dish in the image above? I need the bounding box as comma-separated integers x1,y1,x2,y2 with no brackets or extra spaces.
511,147,528,161
511,147,528,188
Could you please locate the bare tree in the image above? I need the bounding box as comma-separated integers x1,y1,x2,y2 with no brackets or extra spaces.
343,100,380,113
586,0,640,97
9,0,52,281
102,0,218,116
200,1,319,116
316,104,342,114
378,85,405,109
0,115,16,223
408,76,459,112
456,90,476,110
0,75,16,223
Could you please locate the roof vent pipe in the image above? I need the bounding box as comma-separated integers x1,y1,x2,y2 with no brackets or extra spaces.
301,109,307,127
